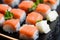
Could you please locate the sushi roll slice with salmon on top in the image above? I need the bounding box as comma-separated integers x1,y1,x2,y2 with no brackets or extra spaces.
0,13,5,26
44,0,59,10
26,12,43,25
36,4,51,17
36,20,51,34
0,4,12,14
3,0,20,7
36,4,58,22
19,24,38,40
3,19,20,33
10,9,26,24
18,1,36,13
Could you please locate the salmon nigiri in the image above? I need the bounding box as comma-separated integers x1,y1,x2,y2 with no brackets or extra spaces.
18,1,34,12
10,9,26,23
0,4,12,14
36,4,51,17
3,19,20,33
19,24,38,40
26,12,43,25
44,0,59,10
3,0,20,7
0,13,5,26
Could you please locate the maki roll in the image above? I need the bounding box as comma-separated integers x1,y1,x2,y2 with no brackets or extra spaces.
0,4,12,14
10,9,26,23
26,12,43,25
36,20,51,34
18,1,35,12
3,19,20,33
0,13,5,26
36,4,51,17
3,0,20,7
19,24,38,40
46,10,58,22
44,0,59,10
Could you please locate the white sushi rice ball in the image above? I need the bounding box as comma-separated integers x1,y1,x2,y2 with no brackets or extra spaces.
36,20,51,34
46,10,58,22
11,0,20,7
20,12,26,24
0,16,5,26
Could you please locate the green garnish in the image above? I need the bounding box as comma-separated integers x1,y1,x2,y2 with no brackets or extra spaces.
4,10,13,20
40,0,43,3
28,3,36,12
36,20,42,23
35,0,40,5
28,0,43,12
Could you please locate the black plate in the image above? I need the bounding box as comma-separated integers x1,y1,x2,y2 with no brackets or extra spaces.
0,0,60,40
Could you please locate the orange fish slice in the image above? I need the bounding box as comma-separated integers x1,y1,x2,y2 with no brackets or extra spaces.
26,12,43,25
18,1,34,12
0,4,11,14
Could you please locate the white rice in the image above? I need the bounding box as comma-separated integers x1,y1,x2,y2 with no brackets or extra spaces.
0,17,5,26
11,0,20,7
20,12,26,24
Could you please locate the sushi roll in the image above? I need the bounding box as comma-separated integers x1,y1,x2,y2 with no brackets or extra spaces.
36,4,51,17
0,13,5,26
44,0,59,10
0,4,12,14
3,0,20,7
3,19,20,33
26,12,43,25
18,1,34,12
46,10,58,22
19,24,38,40
10,9,26,23
36,20,51,34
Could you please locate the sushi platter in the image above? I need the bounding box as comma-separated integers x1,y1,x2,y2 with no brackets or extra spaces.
0,0,60,40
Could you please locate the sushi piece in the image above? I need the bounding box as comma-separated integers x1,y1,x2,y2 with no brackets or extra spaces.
18,1,34,12
36,20,51,34
3,0,20,7
19,24,38,40
44,0,59,10
0,4,12,14
36,4,51,17
3,19,20,33
46,10,58,22
26,12,43,25
10,9,26,23
0,13,5,26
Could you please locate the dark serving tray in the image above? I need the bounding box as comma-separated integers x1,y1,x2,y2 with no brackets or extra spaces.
0,0,60,40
